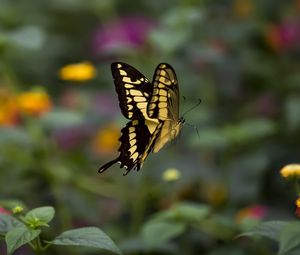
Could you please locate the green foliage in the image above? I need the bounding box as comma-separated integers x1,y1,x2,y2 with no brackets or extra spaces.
50,227,122,255
6,227,41,255
241,221,300,255
1,0,300,254
0,206,122,255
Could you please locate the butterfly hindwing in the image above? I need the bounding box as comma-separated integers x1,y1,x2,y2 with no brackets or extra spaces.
98,119,158,175
147,63,179,121
111,62,152,120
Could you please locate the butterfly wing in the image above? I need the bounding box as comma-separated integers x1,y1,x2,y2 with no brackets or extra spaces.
99,63,182,175
111,62,152,120
147,63,182,153
147,63,179,121
98,119,159,175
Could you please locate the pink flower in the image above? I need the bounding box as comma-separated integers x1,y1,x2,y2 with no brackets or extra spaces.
54,124,93,150
252,93,277,118
236,204,268,222
92,16,156,55
91,92,119,118
266,18,300,52
0,207,11,215
278,20,300,49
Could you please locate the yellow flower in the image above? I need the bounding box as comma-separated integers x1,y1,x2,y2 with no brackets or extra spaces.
296,197,300,208
17,89,52,116
162,168,181,182
92,124,120,155
0,89,18,126
59,61,97,82
280,164,300,179
12,205,24,214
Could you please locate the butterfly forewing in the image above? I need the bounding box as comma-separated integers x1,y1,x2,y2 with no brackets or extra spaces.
111,62,152,120
147,63,179,121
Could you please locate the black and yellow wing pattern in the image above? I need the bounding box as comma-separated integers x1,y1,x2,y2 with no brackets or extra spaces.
98,62,185,175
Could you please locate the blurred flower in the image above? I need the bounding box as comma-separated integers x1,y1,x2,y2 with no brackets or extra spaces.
0,88,19,126
251,93,278,118
297,0,300,11
296,197,300,207
17,89,52,116
92,124,120,156
91,92,119,118
12,205,24,214
162,168,181,182
0,207,11,215
296,197,300,218
203,182,227,207
60,89,84,109
233,0,254,18
280,164,300,179
265,19,300,52
92,16,155,55
54,125,92,150
59,61,97,82
236,205,268,222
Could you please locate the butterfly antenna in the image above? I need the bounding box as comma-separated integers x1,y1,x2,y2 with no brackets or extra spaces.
185,122,200,139
182,98,202,118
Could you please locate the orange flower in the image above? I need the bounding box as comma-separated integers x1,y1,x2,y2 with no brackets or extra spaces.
233,0,254,18
58,61,97,82
0,88,19,126
265,25,282,52
17,89,52,116
203,182,227,207
92,124,120,156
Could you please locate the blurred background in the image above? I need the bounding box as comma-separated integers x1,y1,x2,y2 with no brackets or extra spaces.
1,0,300,254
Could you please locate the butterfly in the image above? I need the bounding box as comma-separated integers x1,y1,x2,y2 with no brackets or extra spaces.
98,62,185,175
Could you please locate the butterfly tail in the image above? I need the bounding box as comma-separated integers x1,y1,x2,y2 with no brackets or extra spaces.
98,158,119,173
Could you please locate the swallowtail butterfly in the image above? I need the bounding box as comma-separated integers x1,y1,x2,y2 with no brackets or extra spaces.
98,62,184,175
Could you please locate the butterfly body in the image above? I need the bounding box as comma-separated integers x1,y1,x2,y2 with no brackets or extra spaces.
98,62,184,175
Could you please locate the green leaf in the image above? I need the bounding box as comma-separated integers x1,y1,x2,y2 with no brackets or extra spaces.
285,96,300,131
0,127,32,145
7,25,45,50
142,221,186,247
25,206,55,225
239,221,288,241
193,128,229,149
279,222,300,255
40,109,84,129
152,202,210,223
173,203,210,222
224,118,275,144
50,227,122,255
5,226,41,255
0,214,24,233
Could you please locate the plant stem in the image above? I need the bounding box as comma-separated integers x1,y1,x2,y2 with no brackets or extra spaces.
32,236,45,255
130,174,149,233
296,178,300,196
